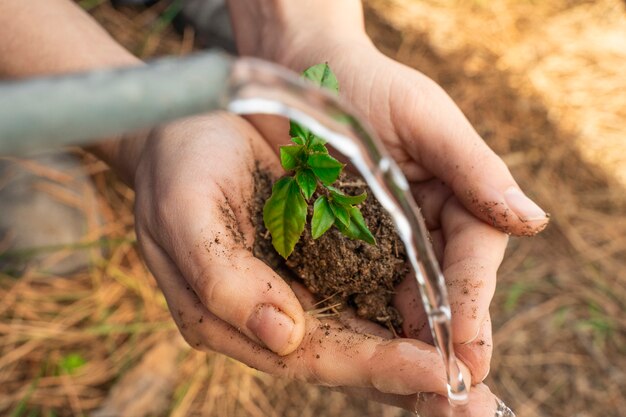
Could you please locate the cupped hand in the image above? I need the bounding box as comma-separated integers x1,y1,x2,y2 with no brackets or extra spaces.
129,112,501,414
245,34,549,384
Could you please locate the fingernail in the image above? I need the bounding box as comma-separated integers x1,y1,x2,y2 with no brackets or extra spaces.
247,304,295,355
504,187,547,222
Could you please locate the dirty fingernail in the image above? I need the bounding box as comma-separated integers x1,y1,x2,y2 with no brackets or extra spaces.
247,304,295,355
504,187,547,222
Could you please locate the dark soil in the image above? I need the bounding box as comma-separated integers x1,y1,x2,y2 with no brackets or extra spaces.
252,168,408,329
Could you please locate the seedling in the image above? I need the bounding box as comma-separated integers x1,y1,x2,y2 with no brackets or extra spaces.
263,63,376,259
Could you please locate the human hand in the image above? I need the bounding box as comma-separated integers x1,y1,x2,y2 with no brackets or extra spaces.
229,1,549,385
127,112,504,415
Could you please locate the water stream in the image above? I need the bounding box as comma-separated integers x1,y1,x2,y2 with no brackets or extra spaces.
225,58,515,417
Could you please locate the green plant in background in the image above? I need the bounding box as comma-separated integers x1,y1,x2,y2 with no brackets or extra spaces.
578,302,615,349
263,63,376,259
58,352,86,375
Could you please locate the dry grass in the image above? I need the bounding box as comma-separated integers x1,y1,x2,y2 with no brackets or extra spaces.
389,0,626,186
1,1,625,416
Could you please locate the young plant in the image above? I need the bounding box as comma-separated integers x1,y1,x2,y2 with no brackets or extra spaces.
263,63,376,259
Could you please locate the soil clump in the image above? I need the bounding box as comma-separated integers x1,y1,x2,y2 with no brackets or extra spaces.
252,168,408,329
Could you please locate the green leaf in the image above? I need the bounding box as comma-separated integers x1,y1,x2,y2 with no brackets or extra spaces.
309,134,327,149
329,200,351,227
280,145,304,171
296,168,317,200
504,282,532,313
311,196,335,239
349,207,376,244
290,121,310,144
59,353,86,375
334,113,352,126
302,63,339,93
287,64,338,150
336,206,376,245
290,122,326,150
307,153,343,185
310,142,328,153
329,188,367,206
263,177,307,258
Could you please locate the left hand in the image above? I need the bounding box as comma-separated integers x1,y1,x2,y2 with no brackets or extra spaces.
228,0,550,385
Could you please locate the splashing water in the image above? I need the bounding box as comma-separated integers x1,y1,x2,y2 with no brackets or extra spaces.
225,58,516,416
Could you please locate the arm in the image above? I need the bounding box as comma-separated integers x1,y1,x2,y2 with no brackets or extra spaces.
227,0,368,63
0,0,144,184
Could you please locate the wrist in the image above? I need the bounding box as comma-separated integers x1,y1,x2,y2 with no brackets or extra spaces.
227,0,372,68
88,131,149,188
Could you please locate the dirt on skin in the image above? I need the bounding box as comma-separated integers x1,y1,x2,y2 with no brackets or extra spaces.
252,167,408,329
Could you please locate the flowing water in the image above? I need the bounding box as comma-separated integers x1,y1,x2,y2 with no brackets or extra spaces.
225,58,515,417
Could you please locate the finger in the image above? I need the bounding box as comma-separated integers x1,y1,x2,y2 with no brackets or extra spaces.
430,229,445,264
161,203,306,356
238,316,472,397
455,313,493,383
398,309,492,384
138,230,290,358
414,384,501,417
336,383,502,417
331,386,417,411
411,179,454,230
141,210,305,355
393,273,430,342
394,72,549,236
441,198,508,344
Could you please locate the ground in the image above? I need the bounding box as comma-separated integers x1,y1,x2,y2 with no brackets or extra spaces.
0,1,624,416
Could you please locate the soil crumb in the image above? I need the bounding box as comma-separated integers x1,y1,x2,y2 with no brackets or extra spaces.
252,167,408,329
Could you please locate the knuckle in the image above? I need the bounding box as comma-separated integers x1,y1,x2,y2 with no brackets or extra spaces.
467,354,491,383
303,351,325,385
178,316,220,354
154,190,181,230
178,328,208,352
172,296,220,353
285,325,325,384
195,264,222,307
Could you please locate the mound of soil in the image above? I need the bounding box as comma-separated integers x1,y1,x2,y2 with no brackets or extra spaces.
252,168,408,329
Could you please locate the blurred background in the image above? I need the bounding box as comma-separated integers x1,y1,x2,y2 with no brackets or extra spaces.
1,0,625,416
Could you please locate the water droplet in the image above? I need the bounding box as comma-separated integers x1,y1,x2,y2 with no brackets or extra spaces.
495,397,516,417
379,157,391,172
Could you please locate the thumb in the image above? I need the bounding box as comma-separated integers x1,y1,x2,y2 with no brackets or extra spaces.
190,251,306,356
147,203,306,356
397,77,549,236
453,149,549,237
